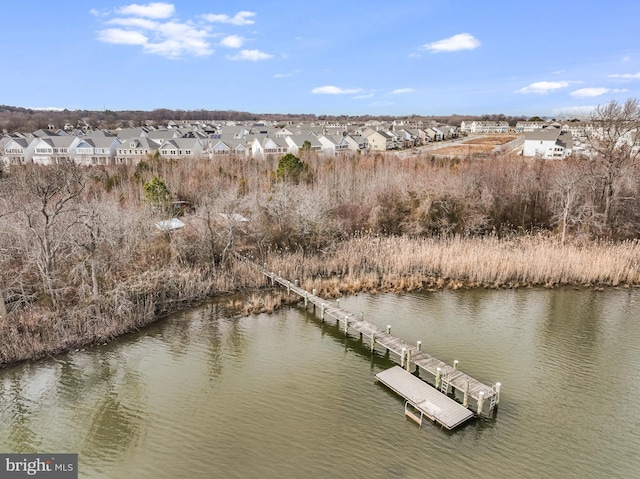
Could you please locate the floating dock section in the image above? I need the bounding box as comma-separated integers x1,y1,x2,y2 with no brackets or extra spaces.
376,366,474,429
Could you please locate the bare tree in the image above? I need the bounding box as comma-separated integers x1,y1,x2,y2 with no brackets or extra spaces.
585,98,640,234
7,162,86,308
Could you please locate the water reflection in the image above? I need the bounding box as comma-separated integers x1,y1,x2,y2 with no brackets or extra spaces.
0,288,639,479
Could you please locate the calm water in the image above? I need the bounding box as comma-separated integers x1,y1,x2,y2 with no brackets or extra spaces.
1,288,640,478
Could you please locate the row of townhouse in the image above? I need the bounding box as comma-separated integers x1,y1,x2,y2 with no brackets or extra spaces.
515,121,594,137
1,120,460,165
460,121,510,134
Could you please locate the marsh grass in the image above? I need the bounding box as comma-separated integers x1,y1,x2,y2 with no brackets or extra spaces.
263,235,640,299
2,234,639,367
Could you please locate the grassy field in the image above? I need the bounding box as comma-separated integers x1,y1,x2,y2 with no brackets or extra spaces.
431,134,519,156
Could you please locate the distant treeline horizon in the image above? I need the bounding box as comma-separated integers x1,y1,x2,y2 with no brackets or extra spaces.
0,104,530,133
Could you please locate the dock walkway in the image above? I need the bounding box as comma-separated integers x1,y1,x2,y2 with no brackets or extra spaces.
261,269,499,415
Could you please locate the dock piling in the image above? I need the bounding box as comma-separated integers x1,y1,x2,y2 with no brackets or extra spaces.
495,382,501,405
435,367,442,389
463,380,470,407
370,332,375,351
406,348,412,371
454,360,459,370
416,340,422,351
401,348,406,368
478,391,485,415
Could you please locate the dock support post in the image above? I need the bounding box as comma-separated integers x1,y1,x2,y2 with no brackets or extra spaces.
320,304,325,321
478,391,485,416
304,293,308,308
435,367,442,389
401,348,406,368
287,282,290,294
495,383,501,405
312,290,316,311
370,332,375,352
406,348,412,371
336,298,340,308
386,325,391,334
416,341,421,351
463,380,470,407
454,360,459,370
270,273,275,286
344,316,348,334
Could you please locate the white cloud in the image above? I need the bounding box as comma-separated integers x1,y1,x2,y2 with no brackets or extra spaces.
202,11,256,26
228,49,273,61
391,88,414,94
220,35,244,48
274,69,301,78
108,17,159,29
422,33,480,53
312,86,362,95
97,19,211,58
516,81,572,94
90,8,109,17
30,107,66,111
570,87,627,98
95,6,264,59
608,72,640,79
552,105,597,116
117,2,175,19
98,28,148,45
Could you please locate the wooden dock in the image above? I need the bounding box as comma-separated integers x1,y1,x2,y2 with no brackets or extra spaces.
267,270,499,415
235,254,500,418
376,366,474,429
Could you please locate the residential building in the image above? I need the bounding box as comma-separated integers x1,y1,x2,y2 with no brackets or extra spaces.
522,129,573,159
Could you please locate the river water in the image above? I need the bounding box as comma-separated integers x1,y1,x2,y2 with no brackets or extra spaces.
1,288,639,479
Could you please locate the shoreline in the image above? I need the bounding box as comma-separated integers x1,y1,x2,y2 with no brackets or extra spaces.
2,235,640,369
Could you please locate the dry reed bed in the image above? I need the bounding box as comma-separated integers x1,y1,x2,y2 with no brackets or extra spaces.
263,236,640,296
0,263,266,367
3,235,639,367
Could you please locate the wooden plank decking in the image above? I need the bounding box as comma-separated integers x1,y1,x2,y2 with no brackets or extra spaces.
263,270,497,414
376,366,474,429
234,254,498,416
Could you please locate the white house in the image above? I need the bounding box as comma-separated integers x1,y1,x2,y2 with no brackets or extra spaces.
31,136,80,165
284,135,323,155
461,121,510,134
115,137,162,164
250,137,289,159
317,135,350,156
72,137,121,165
210,139,249,158
344,135,369,153
2,137,34,165
522,129,573,159
158,138,207,159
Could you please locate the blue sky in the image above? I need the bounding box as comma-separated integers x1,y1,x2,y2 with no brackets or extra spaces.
2,0,639,117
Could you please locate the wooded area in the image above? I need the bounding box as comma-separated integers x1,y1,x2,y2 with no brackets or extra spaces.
1,99,639,366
